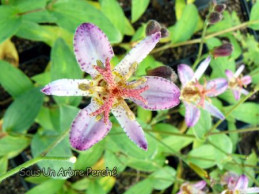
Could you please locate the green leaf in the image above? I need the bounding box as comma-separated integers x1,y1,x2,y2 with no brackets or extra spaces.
131,24,146,42
249,0,259,30
0,156,8,174
169,4,199,43
59,105,79,132
25,175,50,184
35,106,55,130
150,166,176,190
0,60,33,97
50,0,122,43
32,72,51,86
0,6,22,43
3,87,44,133
51,38,82,106
209,57,236,78
31,131,74,179
153,123,193,151
125,178,153,194
26,179,65,194
224,103,259,125
137,107,152,123
104,150,126,173
188,132,232,169
131,0,150,23
86,177,115,194
100,0,125,35
192,109,212,139
8,0,47,12
16,22,73,47
0,135,30,158
175,0,186,20
75,143,104,170
187,144,218,168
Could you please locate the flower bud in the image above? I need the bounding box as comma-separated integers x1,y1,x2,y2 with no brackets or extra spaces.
147,66,177,82
208,12,223,24
211,43,233,58
160,27,169,38
146,20,161,36
214,4,226,13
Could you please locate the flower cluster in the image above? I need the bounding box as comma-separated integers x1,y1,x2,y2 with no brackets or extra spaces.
177,58,252,127
42,22,252,150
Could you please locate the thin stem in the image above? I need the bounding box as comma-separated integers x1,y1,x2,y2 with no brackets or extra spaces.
208,127,259,135
41,128,70,157
151,20,258,54
192,21,209,69
206,87,259,136
0,156,72,183
145,129,195,139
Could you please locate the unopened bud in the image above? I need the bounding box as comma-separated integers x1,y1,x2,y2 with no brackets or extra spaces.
160,27,169,38
147,66,178,82
211,43,233,58
214,4,226,13
146,20,161,36
208,12,223,24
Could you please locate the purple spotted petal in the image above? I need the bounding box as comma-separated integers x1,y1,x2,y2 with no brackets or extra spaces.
112,105,148,150
69,100,112,151
241,75,252,85
184,102,201,127
113,32,161,76
194,56,211,80
204,101,225,119
177,64,194,85
225,69,234,80
74,23,114,77
130,76,180,110
232,89,241,100
41,79,91,96
206,78,228,97
235,175,248,190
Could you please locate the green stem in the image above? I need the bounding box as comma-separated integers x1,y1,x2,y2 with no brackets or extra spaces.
151,20,258,54
0,156,72,183
145,129,195,139
208,127,259,135
41,128,70,156
206,87,259,136
192,22,209,69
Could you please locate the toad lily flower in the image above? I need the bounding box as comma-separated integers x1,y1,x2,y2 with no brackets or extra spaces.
225,65,252,100
42,23,180,151
221,172,259,194
178,57,228,127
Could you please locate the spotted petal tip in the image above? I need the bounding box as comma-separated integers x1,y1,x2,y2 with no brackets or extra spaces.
112,106,148,151
74,23,114,77
70,103,112,151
